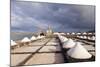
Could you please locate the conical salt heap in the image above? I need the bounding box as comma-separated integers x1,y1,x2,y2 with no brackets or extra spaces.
71,32,75,35
91,36,95,40
83,32,87,35
21,37,30,42
11,40,17,46
36,35,43,39
77,33,81,35
87,36,91,40
30,36,36,40
63,39,75,49
59,36,68,43
67,42,92,59
83,36,87,39
80,36,83,38
60,33,66,35
41,36,45,38
57,34,61,38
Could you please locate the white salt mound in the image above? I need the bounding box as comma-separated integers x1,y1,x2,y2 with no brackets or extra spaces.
11,40,17,46
88,33,92,35
77,36,79,37
71,32,75,35
37,35,45,39
41,36,45,38
30,36,36,40
80,36,83,38
53,32,59,35
60,33,66,35
83,36,87,39
91,36,95,40
63,39,75,48
57,34,61,38
83,32,87,35
67,33,70,35
77,33,81,35
59,36,68,43
67,42,92,59
21,37,30,42
37,35,41,39
87,37,91,40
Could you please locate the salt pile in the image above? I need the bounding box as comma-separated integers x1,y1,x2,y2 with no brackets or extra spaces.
21,37,30,42
88,33,92,35
36,35,41,39
91,36,95,40
77,33,81,35
71,32,75,35
11,40,17,46
63,39,75,49
83,36,87,39
67,42,92,59
41,36,45,38
76,36,79,37
59,36,68,43
60,33,66,35
53,32,59,35
36,35,45,39
83,32,87,35
30,36,36,40
80,36,83,38
67,33,70,35
87,36,91,40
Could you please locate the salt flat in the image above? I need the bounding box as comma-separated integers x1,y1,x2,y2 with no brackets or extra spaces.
39,46,61,52
46,42,59,46
30,39,50,46
11,46,41,53
11,36,95,66
11,54,31,66
24,53,64,65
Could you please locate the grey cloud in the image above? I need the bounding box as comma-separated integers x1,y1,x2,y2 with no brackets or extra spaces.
11,1,95,32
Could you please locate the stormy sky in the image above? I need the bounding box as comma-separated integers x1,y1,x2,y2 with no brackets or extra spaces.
11,0,95,32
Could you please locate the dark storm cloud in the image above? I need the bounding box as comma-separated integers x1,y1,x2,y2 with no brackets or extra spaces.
11,0,95,32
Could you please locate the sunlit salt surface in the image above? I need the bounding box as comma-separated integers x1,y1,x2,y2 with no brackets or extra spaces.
30,36,36,40
21,37,30,42
11,40,17,46
59,36,68,43
67,42,92,59
83,36,87,39
83,32,87,35
36,35,45,39
63,39,75,49
91,36,95,40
